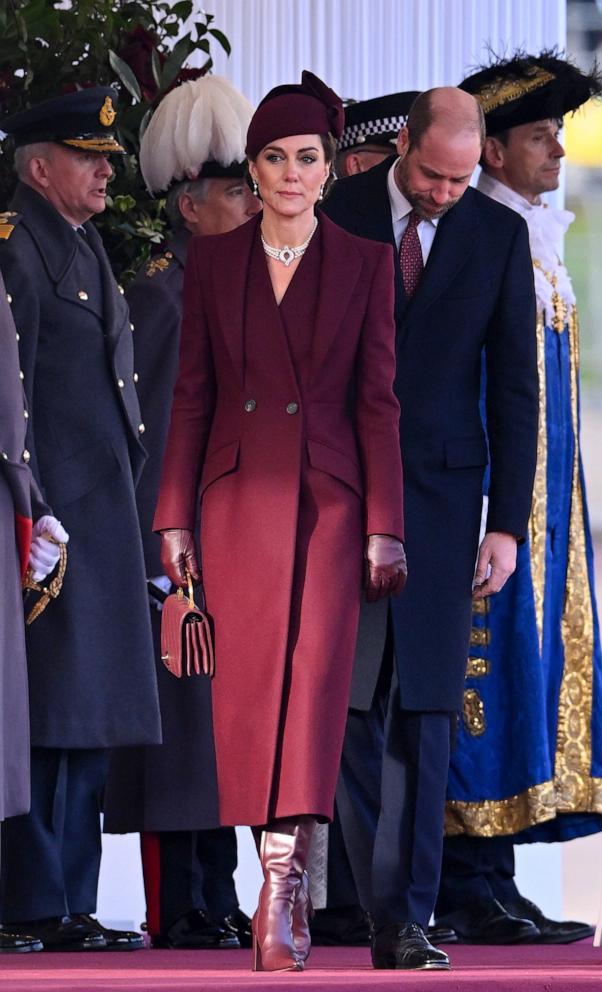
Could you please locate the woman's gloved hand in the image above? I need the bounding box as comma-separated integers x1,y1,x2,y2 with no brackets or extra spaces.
159,528,202,588
29,515,69,582
364,534,407,603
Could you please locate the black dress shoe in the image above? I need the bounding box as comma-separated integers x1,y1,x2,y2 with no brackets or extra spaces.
151,909,239,949
71,914,144,950
502,896,595,945
0,931,43,953
310,905,371,946
435,898,540,944
371,922,450,970
221,908,252,948
1,916,106,951
427,923,458,944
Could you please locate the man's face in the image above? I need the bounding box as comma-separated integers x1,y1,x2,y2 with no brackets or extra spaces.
491,119,564,203
39,145,113,225
395,125,481,220
185,177,261,236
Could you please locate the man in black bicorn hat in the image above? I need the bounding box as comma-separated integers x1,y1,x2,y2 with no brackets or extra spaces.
0,87,161,951
102,74,260,952
433,50,602,947
336,91,421,177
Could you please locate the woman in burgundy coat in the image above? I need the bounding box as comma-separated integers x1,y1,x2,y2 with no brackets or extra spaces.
154,72,405,972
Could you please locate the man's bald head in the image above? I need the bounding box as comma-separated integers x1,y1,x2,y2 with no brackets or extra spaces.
406,87,485,152
394,88,484,221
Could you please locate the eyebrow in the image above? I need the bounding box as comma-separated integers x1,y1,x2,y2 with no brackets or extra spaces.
264,145,319,154
421,166,472,181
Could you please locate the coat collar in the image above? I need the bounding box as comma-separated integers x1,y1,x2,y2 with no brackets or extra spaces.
211,212,364,386
11,182,78,283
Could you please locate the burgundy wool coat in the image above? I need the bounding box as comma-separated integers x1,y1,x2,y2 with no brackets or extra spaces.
154,212,403,826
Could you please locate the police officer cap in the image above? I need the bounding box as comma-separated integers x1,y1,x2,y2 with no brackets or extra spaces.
337,91,421,152
460,49,602,136
1,86,124,153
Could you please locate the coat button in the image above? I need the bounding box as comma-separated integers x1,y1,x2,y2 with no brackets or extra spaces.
117,378,125,388
78,290,88,301
19,370,24,380
22,449,30,463
118,285,125,295
130,322,135,332
138,423,145,434
15,332,19,342
1,451,7,460
244,399,257,412
6,293,12,304
23,409,28,419
133,372,139,383
286,402,299,415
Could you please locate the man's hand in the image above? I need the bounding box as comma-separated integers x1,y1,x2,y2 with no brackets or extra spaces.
473,531,517,600
29,515,69,582
159,529,201,588
364,534,407,603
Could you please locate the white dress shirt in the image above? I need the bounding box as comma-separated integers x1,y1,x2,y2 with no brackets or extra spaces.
387,159,439,262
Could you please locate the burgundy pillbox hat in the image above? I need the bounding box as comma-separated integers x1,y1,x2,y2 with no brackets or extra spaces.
245,70,344,158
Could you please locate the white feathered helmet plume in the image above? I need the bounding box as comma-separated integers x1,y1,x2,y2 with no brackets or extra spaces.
140,75,255,194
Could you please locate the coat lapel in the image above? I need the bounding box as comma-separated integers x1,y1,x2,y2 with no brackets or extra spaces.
212,214,260,386
310,214,364,381
82,221,124,348
403,187,479,324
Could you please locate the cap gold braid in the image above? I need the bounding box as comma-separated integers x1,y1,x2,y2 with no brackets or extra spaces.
474,65,556,114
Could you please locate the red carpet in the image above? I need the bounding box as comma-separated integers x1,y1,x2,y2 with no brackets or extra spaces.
0,943,600,991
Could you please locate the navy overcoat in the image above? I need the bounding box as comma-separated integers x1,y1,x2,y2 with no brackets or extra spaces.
0,183,161,748
322,157,539,712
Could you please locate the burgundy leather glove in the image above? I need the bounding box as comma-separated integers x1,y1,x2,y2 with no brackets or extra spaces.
364,534,407,603
159,528,202,588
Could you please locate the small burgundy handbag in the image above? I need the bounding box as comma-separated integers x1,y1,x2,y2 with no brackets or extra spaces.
160,572,214,678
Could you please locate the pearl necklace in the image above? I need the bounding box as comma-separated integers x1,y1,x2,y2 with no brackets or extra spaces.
261,217,318,267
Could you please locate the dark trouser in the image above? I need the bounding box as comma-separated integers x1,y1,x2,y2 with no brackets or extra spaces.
0,747,108,923
436,835,520,918
337,658,453,930
141,828,239,935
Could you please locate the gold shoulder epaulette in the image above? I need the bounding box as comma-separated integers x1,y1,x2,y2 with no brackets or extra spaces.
145,250,174,278
0,211,19,240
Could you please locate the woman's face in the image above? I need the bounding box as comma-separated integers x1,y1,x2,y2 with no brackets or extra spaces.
249,134,330,219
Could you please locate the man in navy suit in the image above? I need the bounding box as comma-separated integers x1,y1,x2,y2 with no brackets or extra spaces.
321,87,539,970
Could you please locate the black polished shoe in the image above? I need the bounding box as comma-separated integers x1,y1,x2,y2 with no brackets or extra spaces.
0,931,43,953
151,909,239,949
310,905,371,946
1,916,106,951
427,923,458,944
71,914,144,950
221,908,252,948
502,896,595,945
371,921,450,970
435,898,540,945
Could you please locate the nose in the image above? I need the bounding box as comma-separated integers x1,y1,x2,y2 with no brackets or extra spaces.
283,159,299,181
552,137,565,159
96,156,113,178
431,181,452,206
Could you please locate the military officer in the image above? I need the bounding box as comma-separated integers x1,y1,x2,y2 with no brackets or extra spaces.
336,91,420,177
0,88,161,951
103,75,260,950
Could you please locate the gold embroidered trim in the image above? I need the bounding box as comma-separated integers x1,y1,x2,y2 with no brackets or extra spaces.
463,689,486,736
445,780,558,836
63,137,124,152
533,259,568,333
529,312,547,653
146,251,173,278
554,305,596,812
466,657,490,678
470,628,490,648
475,66,556,114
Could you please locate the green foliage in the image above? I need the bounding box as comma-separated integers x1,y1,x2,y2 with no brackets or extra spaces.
0,0,230,283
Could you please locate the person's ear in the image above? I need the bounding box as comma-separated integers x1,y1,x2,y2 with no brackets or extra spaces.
396,127,410,159
482,136,505,170
178,191,200,225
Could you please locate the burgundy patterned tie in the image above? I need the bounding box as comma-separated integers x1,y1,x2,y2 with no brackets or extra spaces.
399,210,423,299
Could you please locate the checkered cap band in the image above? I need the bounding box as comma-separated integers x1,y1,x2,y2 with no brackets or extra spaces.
337,114,408,150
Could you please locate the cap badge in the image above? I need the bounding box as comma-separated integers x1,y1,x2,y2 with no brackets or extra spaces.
99,96,116,127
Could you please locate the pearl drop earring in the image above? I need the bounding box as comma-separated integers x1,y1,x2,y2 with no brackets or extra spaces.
252,179,259,197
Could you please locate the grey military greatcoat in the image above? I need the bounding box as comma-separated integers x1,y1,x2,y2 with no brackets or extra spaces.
0,183,161,749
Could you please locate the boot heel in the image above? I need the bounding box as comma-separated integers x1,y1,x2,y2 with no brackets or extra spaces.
252,933,263,972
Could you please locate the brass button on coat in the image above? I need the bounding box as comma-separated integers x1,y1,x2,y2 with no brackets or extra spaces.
117,378,125,388
138,423,145,434
78,290,88,301
6,293,12,304
244,399,257,413
22,449,30,463
133,373,139,383
286,402,299,415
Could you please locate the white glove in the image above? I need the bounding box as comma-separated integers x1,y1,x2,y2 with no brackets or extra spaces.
29,515,69,582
